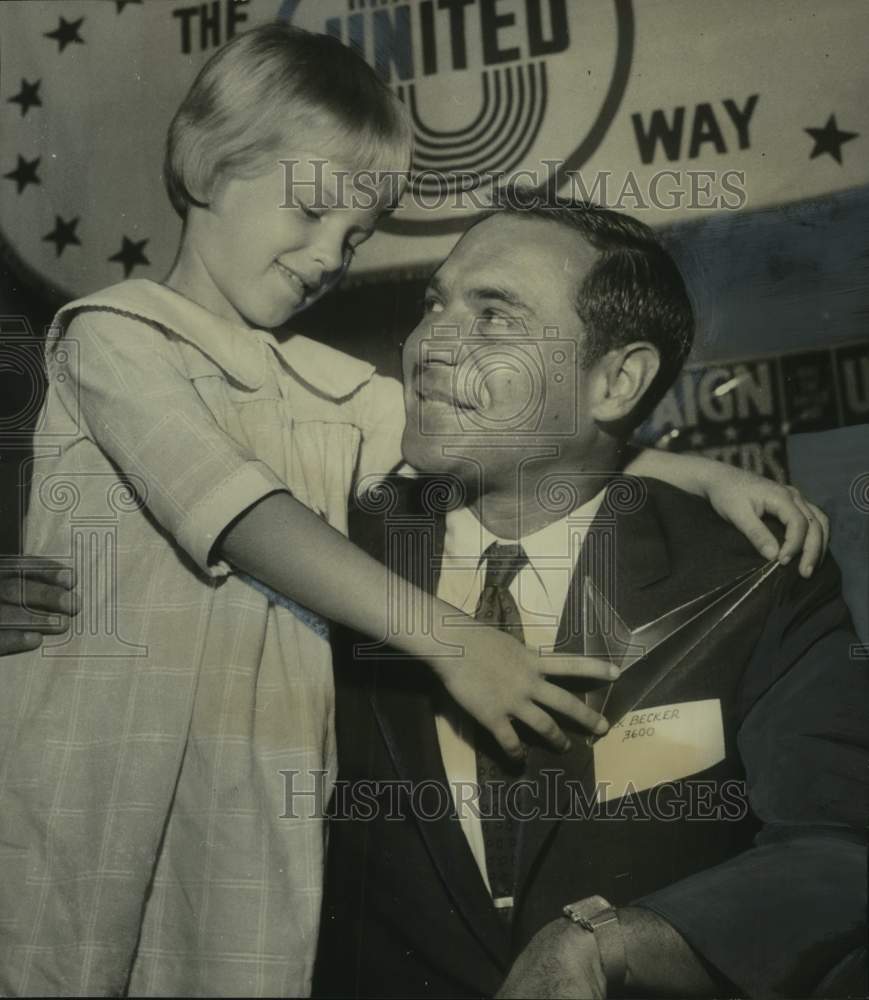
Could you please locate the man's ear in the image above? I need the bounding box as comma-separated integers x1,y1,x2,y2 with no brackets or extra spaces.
589,342,661,423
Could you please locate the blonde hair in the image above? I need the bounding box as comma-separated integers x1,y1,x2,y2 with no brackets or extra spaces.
164,22,413,217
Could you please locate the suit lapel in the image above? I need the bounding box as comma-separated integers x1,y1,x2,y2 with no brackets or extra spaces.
587,561,780,724
516,480,779,891
516,481,668,888
368,479,511,966
367,476,781,951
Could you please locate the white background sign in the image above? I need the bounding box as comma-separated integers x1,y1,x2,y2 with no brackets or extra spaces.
1,0,866,295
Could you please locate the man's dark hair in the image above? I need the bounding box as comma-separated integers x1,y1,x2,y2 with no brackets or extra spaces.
479,188,695,427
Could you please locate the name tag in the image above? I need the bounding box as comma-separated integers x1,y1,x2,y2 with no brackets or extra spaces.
593,698,725,802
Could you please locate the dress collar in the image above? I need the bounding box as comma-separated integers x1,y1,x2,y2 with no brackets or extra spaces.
55,278,377,399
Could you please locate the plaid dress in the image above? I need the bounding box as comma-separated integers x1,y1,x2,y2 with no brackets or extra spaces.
0,280,403,996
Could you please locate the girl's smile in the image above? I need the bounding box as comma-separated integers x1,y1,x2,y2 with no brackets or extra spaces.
167,151,390,330
272,257,314,304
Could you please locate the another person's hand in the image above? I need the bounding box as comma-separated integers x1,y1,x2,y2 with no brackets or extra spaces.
0,557,78,655
433,624,617,760
626,449,830,576
704,473,830,577
497,917,606,999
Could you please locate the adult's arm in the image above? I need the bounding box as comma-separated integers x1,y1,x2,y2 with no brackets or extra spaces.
630,555,868,997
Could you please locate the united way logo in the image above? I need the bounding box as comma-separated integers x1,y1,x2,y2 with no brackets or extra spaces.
0,0,633,300
282,0,634,234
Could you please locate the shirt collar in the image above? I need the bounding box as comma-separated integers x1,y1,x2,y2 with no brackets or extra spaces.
442,504,497,568
441,488,607,594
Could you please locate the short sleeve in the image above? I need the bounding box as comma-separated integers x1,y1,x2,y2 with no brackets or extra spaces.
351,374,405,493
52,313,288,577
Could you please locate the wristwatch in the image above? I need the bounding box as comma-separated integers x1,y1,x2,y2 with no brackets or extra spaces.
563,895,627,992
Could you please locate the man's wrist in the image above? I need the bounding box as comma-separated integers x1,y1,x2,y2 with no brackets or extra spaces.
565,919,608,989
563,896,627,992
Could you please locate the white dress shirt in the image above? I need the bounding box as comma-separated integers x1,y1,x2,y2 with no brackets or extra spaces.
434,491,606,892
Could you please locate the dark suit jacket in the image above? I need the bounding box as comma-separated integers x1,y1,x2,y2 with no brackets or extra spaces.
314,476,868,999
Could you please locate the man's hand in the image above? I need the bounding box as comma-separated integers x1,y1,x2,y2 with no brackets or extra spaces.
617,906,721,996
0,557,78,655
497,918,606,999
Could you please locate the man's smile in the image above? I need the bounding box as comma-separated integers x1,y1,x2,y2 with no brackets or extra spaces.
414,368,480,411
414,386,479,411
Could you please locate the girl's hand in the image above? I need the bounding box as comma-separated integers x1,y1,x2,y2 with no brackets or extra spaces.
626,449,830,577
704,473,830,578
433,626,618,761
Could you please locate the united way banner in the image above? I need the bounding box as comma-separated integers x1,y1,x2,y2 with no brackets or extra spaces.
0,0,866,296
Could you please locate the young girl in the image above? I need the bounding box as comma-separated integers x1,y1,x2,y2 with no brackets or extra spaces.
0,22,825,998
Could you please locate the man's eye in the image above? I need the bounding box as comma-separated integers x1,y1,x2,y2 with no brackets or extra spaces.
478,310,513,329
301,204,325,220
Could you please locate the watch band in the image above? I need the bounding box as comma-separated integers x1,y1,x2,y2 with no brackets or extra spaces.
563,895,627,991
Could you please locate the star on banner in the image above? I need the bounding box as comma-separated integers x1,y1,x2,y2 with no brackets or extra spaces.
8,79,42,117
108,236,150,276
804,114,858,165
4,155,41,194
44,16,85,53
43,216,82,257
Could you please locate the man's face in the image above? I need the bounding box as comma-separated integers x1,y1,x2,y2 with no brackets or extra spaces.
401,214,600,485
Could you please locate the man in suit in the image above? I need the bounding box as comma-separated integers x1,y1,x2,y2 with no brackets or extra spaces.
314,198,867,998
